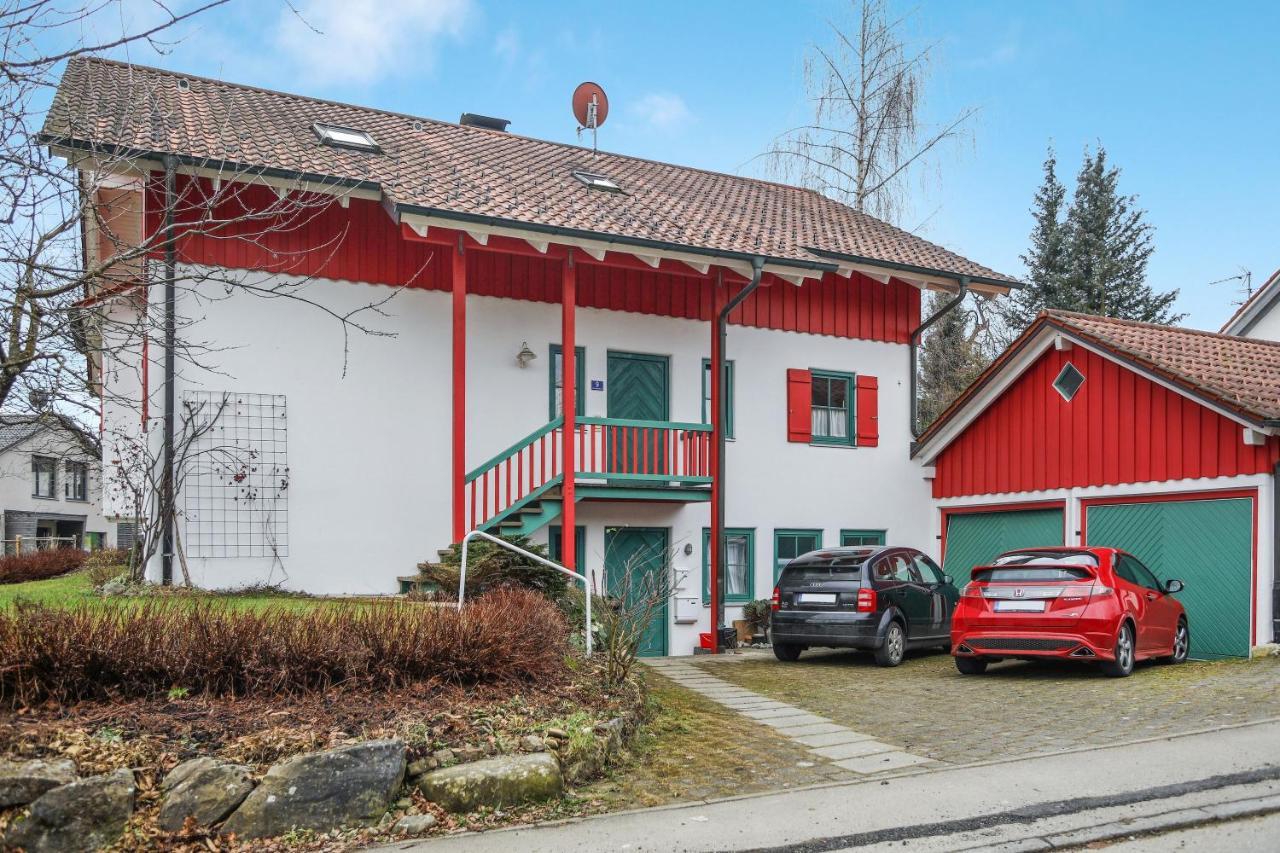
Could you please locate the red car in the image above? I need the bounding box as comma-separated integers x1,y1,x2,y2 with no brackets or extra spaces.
951,547,1189,678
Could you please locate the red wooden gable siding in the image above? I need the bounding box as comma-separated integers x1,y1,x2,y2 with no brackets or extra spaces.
145,176,919,344
933,346,1280,498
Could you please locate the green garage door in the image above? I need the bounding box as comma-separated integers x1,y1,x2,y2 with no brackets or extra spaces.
1086,498,1252,659
943,508,1065,584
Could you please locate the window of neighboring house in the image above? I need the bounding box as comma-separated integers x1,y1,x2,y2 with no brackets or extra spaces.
703,528,754,603
841,529,886,547
549,345,586,419
32,456,56,498
774,529,822,581
701,358,735,439
811,371,854,445
65,461,88,501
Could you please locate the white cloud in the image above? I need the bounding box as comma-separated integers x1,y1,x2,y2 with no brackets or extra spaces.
493,27,520,65
274,0,471,85
631,93,691,131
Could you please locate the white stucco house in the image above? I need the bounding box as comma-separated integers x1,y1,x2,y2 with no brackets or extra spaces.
42,57,1023,654
0,414,115,551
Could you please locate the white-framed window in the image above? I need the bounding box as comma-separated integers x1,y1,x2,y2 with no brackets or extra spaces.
65,460,88,501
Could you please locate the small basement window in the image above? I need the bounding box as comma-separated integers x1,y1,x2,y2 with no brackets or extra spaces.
1053,362,1085,401
572,170,622,192
313,122,380,152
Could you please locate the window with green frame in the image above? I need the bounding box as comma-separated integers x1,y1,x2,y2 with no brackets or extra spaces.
548,525,586,565
773,529,822,580
549,344,586,419
702,527,754,603
701,358,735,438
810,370,854,445
841,529,886,546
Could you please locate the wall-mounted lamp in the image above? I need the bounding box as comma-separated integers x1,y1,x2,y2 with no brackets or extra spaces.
516,341,537,369
683,543,694,556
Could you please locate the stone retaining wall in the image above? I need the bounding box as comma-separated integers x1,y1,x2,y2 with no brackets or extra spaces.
0,698,647,850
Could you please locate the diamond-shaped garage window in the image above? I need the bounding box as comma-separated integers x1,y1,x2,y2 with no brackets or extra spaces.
1053,362,1085,401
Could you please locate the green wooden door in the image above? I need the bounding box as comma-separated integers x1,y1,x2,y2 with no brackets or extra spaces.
942,508,1065,583
604,526,669,657
606,352,670,477
1086,498,1252,659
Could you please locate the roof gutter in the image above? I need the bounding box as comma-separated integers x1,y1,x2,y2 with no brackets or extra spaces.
395,202,837,275
910,278,969,439
802,247,1021,291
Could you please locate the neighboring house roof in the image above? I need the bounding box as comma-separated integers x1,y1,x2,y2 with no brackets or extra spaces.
41,57,1018,287
0,414,100,457
916,310,1280,459
0,418,44,454
1220,268,1280,337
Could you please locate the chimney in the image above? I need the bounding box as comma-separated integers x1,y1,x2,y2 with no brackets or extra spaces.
459,113,510,132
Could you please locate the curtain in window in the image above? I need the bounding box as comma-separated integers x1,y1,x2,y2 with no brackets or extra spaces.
726,535,748,596
812,407,848,439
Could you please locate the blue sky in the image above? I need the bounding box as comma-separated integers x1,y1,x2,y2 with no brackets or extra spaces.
90,0,1280,330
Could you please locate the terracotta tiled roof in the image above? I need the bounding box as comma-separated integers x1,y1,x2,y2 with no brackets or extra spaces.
918,311,1280,454
1048,310,1280,422
42,57,1018,284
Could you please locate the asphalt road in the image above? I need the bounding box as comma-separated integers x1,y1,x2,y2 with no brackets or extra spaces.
1065,811,1280,852
372,717,1280,852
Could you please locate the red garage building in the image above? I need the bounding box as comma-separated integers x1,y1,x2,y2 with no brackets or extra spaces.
915,310,1280,659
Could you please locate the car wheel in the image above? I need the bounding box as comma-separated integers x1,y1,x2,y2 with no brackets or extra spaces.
773,642,802,662
1101,623,1135,678
1162,619,1190,664
955,656,987,675
874,621,906,667
938,642,952,654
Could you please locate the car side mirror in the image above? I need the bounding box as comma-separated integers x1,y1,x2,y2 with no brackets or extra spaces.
1164,579,1184,594
943,575,954,586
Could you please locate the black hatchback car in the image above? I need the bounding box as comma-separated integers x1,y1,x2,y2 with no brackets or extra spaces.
770,546,960,666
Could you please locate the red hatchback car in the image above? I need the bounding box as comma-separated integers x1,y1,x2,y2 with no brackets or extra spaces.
951,546,1189,678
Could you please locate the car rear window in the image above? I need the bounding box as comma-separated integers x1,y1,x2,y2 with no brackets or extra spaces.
972,566,1093,582
993,551,1099,567
782,552,869,582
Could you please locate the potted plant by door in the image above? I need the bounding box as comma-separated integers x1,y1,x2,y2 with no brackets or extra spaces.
741,599,772,645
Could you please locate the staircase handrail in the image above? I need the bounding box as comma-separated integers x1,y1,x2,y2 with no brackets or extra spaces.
458,529,592,656
465,415,564,483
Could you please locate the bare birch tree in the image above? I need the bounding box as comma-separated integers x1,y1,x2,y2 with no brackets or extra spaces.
765,0,977,227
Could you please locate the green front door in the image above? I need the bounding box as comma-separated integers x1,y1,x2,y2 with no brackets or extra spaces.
942,508,1064,583
604,526,669,657
606,352,670,477
1086,498,1252,659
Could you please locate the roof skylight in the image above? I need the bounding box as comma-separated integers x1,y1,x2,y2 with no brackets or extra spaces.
313,122,380,152
572,169,622,192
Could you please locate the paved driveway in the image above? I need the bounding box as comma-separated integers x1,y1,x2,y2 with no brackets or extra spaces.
682,648,1280,766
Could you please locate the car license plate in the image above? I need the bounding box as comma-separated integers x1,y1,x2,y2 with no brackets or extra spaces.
994,600,1046,612
797,593,837,605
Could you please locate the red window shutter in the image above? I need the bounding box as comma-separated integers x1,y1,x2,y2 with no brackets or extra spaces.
856,375,879,447
786,369,812,443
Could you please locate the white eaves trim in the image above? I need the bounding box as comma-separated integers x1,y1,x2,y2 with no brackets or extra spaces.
398,210,827,284
914,324,1278,466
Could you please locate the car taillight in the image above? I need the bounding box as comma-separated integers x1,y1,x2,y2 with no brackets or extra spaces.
962,582,986,598
771,587,781,611
856,588,876,612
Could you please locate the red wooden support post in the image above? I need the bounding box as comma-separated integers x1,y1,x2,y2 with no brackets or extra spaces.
561,250,577,572
709,276,724,652
451,237,467,542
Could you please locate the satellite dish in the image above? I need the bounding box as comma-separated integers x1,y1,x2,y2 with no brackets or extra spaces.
572,81,608,129
572,82,608,152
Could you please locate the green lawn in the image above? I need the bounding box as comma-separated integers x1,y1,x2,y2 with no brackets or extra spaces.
0,571,377,612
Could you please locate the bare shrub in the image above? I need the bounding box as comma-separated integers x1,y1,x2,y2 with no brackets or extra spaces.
83,547,132,587
596,551,673,690
0,588,569,707
0,549,87,585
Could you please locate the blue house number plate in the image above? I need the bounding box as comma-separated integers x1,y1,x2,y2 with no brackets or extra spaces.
590,379,604,391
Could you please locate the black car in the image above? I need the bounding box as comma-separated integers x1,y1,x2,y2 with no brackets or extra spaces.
770,546,960,666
